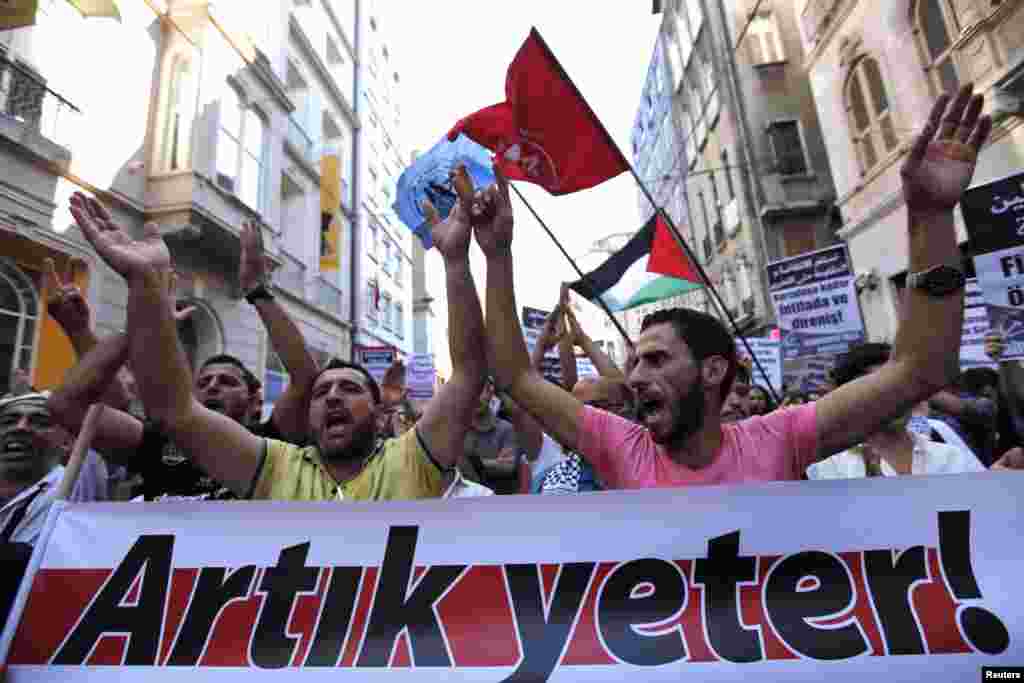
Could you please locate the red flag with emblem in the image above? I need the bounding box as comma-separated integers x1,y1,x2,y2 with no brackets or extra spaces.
448,28,629,195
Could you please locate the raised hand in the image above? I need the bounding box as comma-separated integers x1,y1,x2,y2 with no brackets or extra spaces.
168,270,195,322
538,307,566,352
565,305,586,347
70,193,170,281
44,257,91,335
901,84,992,215
992,447,1024,471
473,167,514,258
424,165,473,262
380,359,407,406
239,220,268,294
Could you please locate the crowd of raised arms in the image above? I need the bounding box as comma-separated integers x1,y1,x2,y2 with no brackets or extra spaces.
1,85,1022,622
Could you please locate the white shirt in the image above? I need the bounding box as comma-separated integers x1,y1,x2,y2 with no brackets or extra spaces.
0,452,106,545
528,433,567,492
443,468,495,498
807,433,986,480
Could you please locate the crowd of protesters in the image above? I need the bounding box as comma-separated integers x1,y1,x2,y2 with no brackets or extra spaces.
2,84,1023,628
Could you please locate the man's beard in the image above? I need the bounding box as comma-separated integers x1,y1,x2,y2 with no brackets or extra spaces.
650,377,706,447
319,417,377,463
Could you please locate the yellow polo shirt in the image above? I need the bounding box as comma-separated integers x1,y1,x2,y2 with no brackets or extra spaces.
247,428,446,501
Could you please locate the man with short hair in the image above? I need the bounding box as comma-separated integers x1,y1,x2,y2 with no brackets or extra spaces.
67,163,488,501
720,363,752,424
475,85,1009,488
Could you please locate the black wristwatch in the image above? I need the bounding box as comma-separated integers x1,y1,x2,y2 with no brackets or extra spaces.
906,265,966,297
244,283,275,304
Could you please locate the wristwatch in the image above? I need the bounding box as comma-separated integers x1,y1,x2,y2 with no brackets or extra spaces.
906,265,966,297
244,283,275,304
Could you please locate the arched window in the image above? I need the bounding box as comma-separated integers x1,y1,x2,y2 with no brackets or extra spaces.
915,0,960,95
845,56,899,174
0,259,38,395
162,55,194,171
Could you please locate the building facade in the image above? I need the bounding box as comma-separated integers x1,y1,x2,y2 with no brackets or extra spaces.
629,0,840,341
352,0,415,361
0,0,358,404
799,0,1024,342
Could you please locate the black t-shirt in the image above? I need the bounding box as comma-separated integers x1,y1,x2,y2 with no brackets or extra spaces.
132,419,282,501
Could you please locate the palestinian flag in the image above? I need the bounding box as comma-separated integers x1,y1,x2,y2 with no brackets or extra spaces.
569,214,702,311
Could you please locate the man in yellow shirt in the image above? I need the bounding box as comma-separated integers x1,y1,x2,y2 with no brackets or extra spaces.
67,164,489,502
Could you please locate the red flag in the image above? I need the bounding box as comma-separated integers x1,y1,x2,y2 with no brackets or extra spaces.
448,28,629,195
647,214,701,284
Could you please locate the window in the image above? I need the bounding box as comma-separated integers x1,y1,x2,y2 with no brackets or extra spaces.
845,56,899,174
394,249,403,285
217,84,265,212
0,259,38,395
767,120,809,176
382,238,392,276
746,12,785,65
915,0,960,95
365,281,377,323
395,302,404,338
381,293,392,330
162,56,193,171
721,147,734,200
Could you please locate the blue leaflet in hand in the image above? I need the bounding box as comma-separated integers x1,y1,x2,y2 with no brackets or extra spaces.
392,134,496,249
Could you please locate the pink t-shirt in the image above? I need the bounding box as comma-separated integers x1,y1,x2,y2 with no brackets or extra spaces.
577,403,819,489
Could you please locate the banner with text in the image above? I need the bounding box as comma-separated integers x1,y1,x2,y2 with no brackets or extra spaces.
3,474,1022,680
522,306,562,385
767,245,865,360
358,346,396,384
963,170,1024,360
783,354,836,395
736,337,782,394
407,353,436,401
961,279,997,370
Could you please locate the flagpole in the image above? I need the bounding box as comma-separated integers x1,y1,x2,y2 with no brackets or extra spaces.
509,183,633,345
630,173,780,403
522,28,779,402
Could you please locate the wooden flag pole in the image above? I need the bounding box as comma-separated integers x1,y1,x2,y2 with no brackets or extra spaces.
56,403,104,501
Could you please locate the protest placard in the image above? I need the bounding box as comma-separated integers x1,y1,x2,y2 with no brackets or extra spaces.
358,346,396,384
960,279,996,370
767,245,865,360
3,474,1022,681
962,170,1024,360
407,353,436,401
735,337,781,394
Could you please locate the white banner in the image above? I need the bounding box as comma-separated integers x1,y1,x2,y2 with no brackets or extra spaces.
407,353,436,401
3,474,1023,680
736,338,782,394
961,279,997,370
766,245,866,360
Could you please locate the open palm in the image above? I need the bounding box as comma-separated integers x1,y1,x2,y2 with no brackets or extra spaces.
424,165,474,261
70,193,170,280
473,168,514,258
901,85,992,214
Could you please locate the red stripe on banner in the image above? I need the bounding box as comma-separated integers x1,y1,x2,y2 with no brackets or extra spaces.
540,563,559,602
85,634,127,665
159,568,199,665
7,569,112,665
390,632,412,668
815,552,885,655
291,567,332,667
340,567,378,667
918,548,970,654
562,563,615,665
736,556,792,662
676,560,717,663
438,565,519,667
199,570,263,667
122,572,142,606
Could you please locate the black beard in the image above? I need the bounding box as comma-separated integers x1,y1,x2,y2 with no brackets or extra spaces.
320,417,377,463
654,376,706,447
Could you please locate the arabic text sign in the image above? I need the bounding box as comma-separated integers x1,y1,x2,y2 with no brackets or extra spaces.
767,245,865,360
3,474,1023,681
736,337,782,394
407,353,436,401
963,171,1024,361
358,346,395,384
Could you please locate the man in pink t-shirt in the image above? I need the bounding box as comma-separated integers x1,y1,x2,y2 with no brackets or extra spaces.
469,85,990,488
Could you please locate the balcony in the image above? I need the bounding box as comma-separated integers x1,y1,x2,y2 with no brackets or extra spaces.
315,275,344,319
713,219,725,246
0,51,80,163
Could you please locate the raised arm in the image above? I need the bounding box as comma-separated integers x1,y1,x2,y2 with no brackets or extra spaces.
475,170,585,453
239,220,317,441
415,166,488,468
815,85,991,457
566,306,625,381
69,193,264,496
